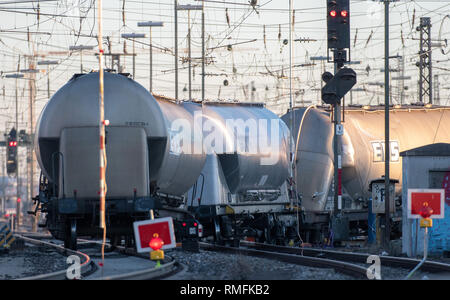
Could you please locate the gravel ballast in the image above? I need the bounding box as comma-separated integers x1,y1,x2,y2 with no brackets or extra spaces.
0,244,68,279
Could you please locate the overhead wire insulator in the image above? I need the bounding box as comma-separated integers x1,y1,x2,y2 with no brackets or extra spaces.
292,9,295,27
365,30,374,48
263,25,267,49
122,0,126,27
226,8,230,28
37,3,40,29
249,0,259,15
278,24,281,42
401,29,405,47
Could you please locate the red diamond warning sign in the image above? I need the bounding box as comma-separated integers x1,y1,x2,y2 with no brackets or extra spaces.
133,217,176,253
407,189,445,219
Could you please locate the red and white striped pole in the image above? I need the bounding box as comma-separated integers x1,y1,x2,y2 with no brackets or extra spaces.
97,0,107,269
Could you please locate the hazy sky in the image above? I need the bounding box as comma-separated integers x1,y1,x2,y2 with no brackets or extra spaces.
0,0,449,125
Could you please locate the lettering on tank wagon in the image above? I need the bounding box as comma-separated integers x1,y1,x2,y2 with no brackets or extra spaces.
125,121,149,127
371,141,400,163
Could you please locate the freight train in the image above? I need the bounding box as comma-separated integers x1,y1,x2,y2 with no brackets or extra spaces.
32,71,296,249
32,71,450,249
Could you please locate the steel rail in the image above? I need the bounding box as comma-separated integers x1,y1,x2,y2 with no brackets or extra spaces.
240,241,450,275
14,234,93,280
200,242,368,279
101,259,179,280
77,239,182,280
14,235,181,280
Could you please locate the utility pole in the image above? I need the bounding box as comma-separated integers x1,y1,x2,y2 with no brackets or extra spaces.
202,0,205,102
175,0,179,102
15,74,20,228
29,59,36,232
177,4,202,101
69,45,95,73
188,10,192,101
137,21,164,94
121,33,146,80
37,60,59,99
384,0,391,249
417,17,432,104
5,70,23,230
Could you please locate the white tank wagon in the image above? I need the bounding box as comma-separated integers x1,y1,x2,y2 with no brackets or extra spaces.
186,102,298,244
33,72,206,249
282,105,450,242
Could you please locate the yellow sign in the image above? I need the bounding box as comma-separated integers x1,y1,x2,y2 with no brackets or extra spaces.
150,250,164,261
420,218,433,228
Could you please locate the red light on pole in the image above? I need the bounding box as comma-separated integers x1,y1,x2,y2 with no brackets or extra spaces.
330,10,337,17
17,198,21,203
341,10,348,17
149,233,164,251
419,202,433,219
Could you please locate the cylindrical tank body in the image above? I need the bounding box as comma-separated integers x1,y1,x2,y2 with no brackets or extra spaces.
200,102,291,196
283,106,450,212
282,107,334,211
35,72,205,199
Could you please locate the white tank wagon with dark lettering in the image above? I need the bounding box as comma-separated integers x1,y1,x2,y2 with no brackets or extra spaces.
282,105,450,243
32,72,206,249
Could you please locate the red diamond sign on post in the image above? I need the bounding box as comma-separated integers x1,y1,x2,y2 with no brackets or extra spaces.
407,189,445,219
133,217,176,253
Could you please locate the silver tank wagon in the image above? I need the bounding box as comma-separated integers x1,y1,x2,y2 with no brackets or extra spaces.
283,106,450,213
186,102,296,244
34,72,205,248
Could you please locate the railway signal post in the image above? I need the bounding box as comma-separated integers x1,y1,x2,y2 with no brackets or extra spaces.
323,0,355,238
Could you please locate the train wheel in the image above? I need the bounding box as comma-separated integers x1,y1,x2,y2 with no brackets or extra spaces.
125,235,134,248
263,228,273,244
110,235,121,250
64,219,77,250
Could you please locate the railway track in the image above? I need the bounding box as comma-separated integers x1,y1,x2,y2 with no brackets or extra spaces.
13,234,182,280
238,241,450,278
199,242,369,279
199,241,450,280
14,234,93,280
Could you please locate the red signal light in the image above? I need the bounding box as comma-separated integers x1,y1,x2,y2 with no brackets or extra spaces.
341,10,348,17
419,202,433,219
182,222,187,227
194,222,198,227
9,141,17,147
17,198,21,203
149,233,164,251
330,10,337,17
